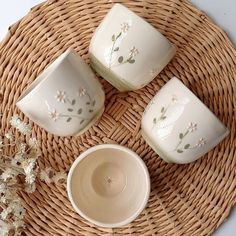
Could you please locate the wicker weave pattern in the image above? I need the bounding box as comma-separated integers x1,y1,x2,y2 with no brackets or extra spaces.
0,0,235,235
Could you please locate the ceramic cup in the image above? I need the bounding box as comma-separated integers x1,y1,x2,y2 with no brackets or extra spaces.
67,144,150,228
141,77,229,164
89,3,176,92
16,48,105,137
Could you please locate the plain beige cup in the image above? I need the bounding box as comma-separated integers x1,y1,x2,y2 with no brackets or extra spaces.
67,144,150,228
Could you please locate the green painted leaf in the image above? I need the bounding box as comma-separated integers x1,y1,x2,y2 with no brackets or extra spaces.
116,32,122,38
80,119,85,124
179,133,184,139
68,108,73,112
118,56,123,63
92,100,96,106
184,144,190,149
114,47,119,51
89,109,94,113
177,149,183,153
72,99,76,105
111,35,115,41
161,107,165,113
153,118,157,124
66,117,72,122
77,108,82,114
129,59,135,64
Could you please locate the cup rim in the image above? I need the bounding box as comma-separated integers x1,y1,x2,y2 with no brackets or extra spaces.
16,48,75,104
67,144,150,228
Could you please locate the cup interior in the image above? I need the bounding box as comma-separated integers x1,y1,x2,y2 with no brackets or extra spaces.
67,144,150,227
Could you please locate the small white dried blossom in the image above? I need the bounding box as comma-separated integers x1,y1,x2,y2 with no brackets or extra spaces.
0,222,12,236
12,202,26,220
0,140,3,151
5,131,13,141
25,183,36,193
17,122,32,135
0,114,64,233
11,153,24,166
22,158,37,175
52,172,67,185
40,168,54,184
0,183,6,194
13,220,25,229
19,144,26,155
10,115,32,135
10,115,21,128
1,206,12,220
28,138,40,149
25,173,36,185
0,195,7,204
1,168,18,181
0,189,17,204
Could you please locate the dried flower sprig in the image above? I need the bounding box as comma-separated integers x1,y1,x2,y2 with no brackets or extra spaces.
0,115,67,236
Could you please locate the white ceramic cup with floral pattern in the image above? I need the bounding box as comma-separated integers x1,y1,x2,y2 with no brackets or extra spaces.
16,48,105,137
89,3,176,92
141,77,229,164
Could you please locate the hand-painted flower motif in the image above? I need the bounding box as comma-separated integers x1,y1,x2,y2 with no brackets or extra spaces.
108,22,139,68
55,91,66,103
129,47,139,57
174,123,207,154
120,22,130,33
149,68,158,76
47,89,96,124
171,94,178,103
196,138,206,147
78,87,86,97
48,109,60,122
152,95,178,126
188,122,197,132
151,96,207,154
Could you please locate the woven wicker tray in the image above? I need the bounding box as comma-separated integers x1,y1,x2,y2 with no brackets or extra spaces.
0,0,235,235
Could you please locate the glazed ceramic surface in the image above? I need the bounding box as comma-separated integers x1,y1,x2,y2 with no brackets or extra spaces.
141,77,229,164
67,144,150,228
89,3,176,92
17,48,105,136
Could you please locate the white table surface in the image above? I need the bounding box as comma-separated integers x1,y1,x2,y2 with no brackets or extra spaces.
0,1,235,235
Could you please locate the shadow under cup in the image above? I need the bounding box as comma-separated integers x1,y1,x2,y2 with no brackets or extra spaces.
16,48,105,137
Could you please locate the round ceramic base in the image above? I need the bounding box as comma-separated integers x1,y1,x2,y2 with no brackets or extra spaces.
91,162,127,198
